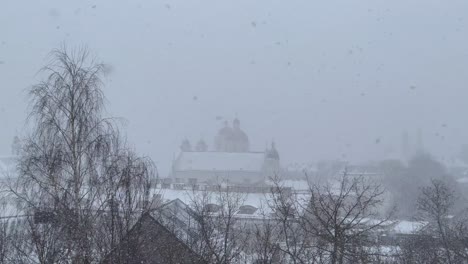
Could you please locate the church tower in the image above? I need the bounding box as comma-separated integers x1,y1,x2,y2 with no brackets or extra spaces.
263,141,280,177
180,139,192,152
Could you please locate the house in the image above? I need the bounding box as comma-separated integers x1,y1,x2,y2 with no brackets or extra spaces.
151,199,201,250
103,212,206,264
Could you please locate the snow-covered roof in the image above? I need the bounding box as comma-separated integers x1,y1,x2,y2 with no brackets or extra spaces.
156,188,270,208
285,163,318,172
174,151,265,172
392,220,427,235
154,188,311,219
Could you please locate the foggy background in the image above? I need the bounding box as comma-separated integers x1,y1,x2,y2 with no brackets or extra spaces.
1,0,468,175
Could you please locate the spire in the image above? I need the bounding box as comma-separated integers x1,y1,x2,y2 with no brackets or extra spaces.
195,139,208,152
180,139,192,152
233,118,240,129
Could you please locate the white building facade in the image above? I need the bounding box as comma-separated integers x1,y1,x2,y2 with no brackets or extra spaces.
171,118,280,185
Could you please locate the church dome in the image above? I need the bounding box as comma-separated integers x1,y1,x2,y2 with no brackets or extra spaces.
215,119,250,152
230,119,249,152
229,128,249,142
218,121,234,138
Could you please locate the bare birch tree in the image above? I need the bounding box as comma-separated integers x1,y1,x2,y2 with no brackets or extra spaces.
301,171,394,264
8,47,155,263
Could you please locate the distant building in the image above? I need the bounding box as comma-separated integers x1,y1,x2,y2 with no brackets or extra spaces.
171,118,280,185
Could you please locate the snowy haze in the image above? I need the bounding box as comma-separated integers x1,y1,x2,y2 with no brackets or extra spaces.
1,0,468,175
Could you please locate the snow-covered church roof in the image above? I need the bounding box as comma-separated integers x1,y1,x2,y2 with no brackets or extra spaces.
174,151,265,172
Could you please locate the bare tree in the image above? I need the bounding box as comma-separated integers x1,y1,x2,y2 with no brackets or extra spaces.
449,211,468,261
8,47,155,263
189,182,250,264
398,233,446,264
267,179,320,264
250,210,283,264
301,171,394,264
415,178,468,264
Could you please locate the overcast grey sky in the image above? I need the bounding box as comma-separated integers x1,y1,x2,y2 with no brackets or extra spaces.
1,0,468,175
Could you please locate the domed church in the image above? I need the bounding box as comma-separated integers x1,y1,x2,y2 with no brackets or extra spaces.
215,118,249,152
171,118,280,185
